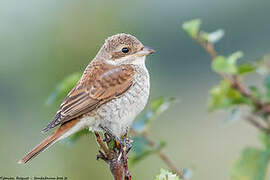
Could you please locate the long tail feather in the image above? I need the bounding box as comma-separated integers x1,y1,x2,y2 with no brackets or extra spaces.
18,119,80,164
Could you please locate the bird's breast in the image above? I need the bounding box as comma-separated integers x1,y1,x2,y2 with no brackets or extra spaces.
84,64,150,136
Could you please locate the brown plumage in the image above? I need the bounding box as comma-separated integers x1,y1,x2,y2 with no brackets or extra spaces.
42,61,135,132
18,33,154,164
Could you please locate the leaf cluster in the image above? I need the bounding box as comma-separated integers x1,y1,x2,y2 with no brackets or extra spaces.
183,19,270,180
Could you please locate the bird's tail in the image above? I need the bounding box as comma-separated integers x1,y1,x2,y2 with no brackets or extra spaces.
18,119,80,164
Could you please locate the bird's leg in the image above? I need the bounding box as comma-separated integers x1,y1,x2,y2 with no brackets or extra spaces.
94,132,110,162
98,126,133,179
99,126,132,156
122,131,132,180
99,125,123,148
122,129,132,152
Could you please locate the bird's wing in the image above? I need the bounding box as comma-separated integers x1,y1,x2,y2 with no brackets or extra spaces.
42,60,135,132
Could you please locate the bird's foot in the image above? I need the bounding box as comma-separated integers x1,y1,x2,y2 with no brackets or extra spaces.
96,150,108,162
103,132,113,143
120,137,132,153
99,125,132,150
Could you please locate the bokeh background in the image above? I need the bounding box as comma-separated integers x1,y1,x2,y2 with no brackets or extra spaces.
1,0,270,179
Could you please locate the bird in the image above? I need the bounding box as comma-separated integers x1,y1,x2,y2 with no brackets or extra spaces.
18,33,154,164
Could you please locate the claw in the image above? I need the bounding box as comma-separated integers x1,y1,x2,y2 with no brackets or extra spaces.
122,138,132,150
99,125,133,150
96,150,107,161
103,133,113,143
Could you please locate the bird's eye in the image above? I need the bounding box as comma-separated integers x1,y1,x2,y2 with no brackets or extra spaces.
121,47,129,53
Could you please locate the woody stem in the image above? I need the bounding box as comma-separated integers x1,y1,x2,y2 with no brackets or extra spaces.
94,132,131,180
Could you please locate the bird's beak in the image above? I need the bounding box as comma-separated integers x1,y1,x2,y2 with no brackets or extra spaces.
136,46,155,57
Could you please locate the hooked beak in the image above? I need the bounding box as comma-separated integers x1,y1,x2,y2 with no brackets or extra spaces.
136,46,155,57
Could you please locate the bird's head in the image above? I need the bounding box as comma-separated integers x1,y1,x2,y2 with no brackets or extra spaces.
96,33,154,65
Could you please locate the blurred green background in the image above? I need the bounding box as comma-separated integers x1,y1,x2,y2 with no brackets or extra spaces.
1,0,270,179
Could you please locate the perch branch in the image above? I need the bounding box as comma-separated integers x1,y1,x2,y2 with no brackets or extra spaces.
94,132,131,180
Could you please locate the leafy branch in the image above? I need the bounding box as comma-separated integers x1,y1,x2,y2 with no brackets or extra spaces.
183,19,270,132
183,19,270,180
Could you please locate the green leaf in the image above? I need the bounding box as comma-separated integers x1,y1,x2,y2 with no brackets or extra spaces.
227,87,242,100
200,29,225,43
132,97,177,133
228,51,243,63
231,147,270,180
256,55,270,75
212,52,243,75
182,19,201,38
208,80,245,111
60,129,90,146
212,56,237,74
130,136,165,166
208,29,225,43
208,80,231,111
150,97,177,115
155,169,181,180
237,63,257,75
46,72,82,105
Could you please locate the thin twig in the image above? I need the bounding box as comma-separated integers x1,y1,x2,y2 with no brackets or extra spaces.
143,132,185,179
245,115,270,134
194,37,217,59
130,129,186,179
